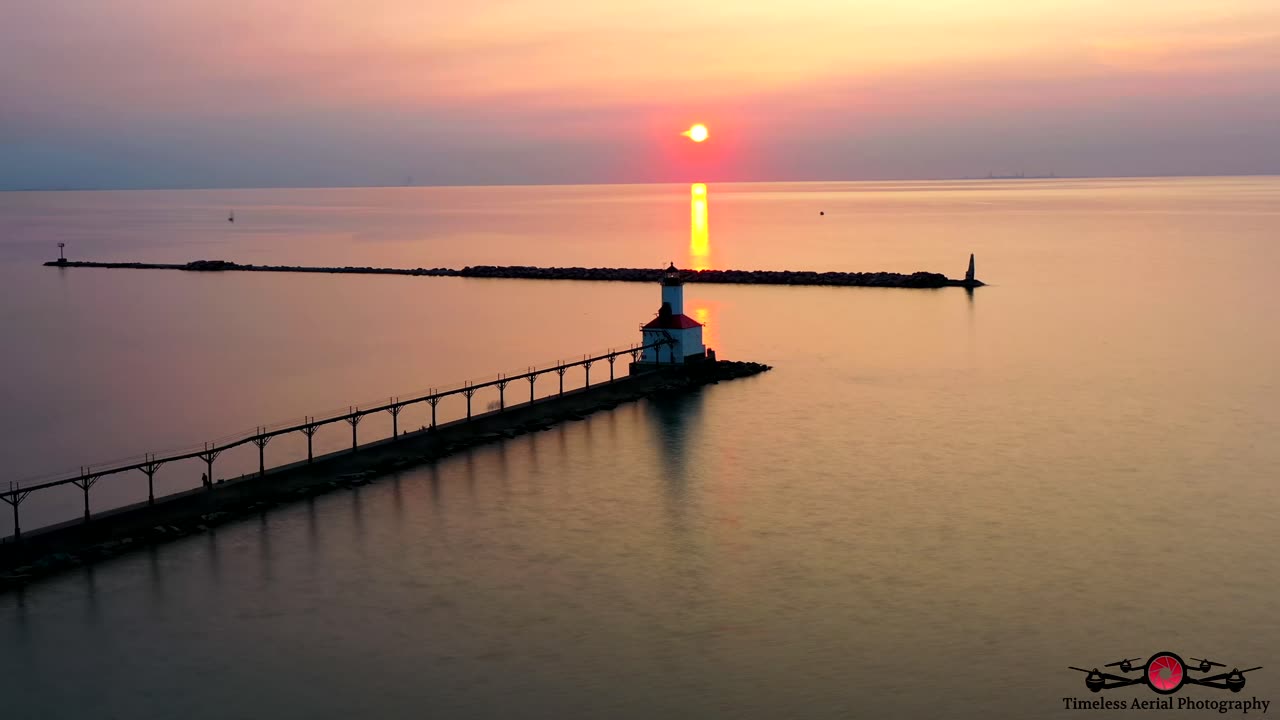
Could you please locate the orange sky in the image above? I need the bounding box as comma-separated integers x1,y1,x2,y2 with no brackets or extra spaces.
3,0,1278,188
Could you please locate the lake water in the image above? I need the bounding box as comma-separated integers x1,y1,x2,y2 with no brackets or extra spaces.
1,178,1279,718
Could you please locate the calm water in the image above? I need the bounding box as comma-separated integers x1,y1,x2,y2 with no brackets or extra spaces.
1,178,1279,718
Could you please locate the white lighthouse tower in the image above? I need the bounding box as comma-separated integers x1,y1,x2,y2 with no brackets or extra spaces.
634,263,706,370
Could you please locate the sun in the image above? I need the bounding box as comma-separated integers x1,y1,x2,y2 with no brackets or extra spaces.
682,124,709,143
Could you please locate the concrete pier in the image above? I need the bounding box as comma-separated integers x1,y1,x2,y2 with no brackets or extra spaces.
0,358,770,591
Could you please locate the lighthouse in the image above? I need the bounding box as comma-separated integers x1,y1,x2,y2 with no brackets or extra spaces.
633,263,707,372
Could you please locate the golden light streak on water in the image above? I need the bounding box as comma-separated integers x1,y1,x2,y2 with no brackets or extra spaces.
690,182,710,271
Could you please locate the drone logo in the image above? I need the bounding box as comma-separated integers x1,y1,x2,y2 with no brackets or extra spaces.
1069,652,1261,695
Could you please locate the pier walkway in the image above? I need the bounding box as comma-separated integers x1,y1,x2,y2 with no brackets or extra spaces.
2,340,680,544
0,347,770,589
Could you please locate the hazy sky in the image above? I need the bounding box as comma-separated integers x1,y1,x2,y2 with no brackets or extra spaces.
3,0,1279,189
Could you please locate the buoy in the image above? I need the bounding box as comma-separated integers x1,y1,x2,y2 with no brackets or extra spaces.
819,211,825,216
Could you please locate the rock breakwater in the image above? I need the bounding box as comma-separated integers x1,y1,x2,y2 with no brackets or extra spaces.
46,260,982,288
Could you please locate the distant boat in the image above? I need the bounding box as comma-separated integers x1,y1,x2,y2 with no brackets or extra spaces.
228,211,235,223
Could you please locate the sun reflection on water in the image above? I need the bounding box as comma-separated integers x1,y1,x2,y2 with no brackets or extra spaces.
692,305,718,355
687,183,719,353
690,182,710,271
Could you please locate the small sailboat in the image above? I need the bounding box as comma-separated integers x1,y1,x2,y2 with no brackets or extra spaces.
228,211,235,223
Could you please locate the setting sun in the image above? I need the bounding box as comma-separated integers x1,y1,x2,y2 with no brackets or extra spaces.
682,124,709,143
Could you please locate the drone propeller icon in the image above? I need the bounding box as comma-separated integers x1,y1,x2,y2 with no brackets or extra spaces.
1070,652,1261,695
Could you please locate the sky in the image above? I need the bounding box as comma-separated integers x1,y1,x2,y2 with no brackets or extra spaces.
2,0,1279,189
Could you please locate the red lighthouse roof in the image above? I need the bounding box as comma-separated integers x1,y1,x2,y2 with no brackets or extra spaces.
642,313,702,329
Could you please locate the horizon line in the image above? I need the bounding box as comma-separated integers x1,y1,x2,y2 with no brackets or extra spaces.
4,171,1278,194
